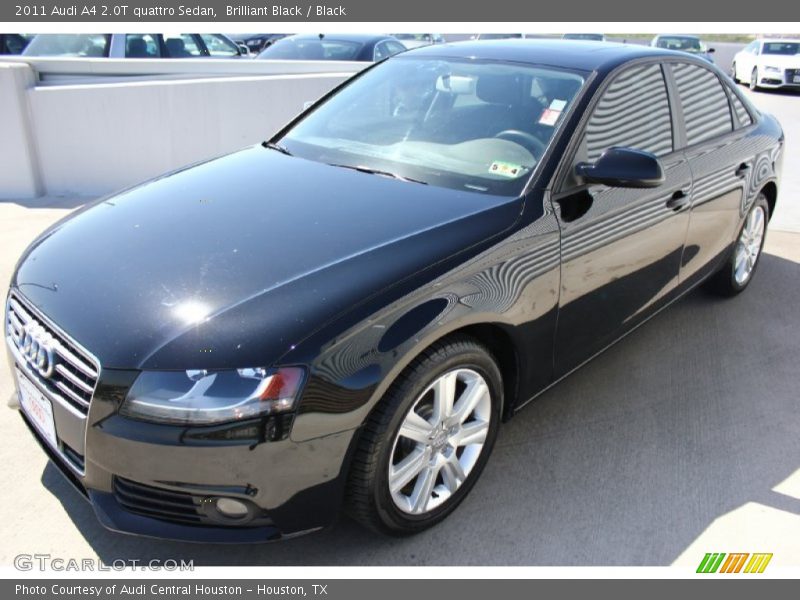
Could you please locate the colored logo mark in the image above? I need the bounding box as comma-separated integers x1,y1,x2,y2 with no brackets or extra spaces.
696,553,773,573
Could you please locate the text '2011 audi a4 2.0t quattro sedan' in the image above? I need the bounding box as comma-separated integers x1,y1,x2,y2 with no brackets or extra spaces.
6,40,783,541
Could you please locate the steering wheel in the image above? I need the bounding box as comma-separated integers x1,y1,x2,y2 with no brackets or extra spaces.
494,129,546,157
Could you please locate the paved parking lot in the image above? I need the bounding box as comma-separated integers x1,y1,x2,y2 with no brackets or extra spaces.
0,86,798,566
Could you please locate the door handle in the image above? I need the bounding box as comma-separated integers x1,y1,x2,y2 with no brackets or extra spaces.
666,189,691,212
735,163,750,178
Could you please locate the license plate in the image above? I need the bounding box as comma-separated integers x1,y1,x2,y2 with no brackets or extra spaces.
794,75,800,83
16,368,58,449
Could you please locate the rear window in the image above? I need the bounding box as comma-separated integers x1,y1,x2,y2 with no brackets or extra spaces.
656,36,702,52
258,38,363,60
23,34,110,57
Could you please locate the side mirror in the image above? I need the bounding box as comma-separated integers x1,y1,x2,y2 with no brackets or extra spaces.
238,45,250,56
575,147,665,188
708,47,716,54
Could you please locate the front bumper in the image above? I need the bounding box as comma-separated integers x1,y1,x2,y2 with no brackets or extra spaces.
6,316,358,543
758,69,800,89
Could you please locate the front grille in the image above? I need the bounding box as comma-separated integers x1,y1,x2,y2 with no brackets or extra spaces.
6,292,99,414
113,477,205,525
786,69,800,83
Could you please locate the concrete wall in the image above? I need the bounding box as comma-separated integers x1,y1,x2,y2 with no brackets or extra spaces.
0,63,43,198
0,58,364,199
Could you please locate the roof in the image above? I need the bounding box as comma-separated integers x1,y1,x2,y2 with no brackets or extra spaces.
403,39,681,73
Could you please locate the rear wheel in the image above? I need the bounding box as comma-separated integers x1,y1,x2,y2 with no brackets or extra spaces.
706,194,768,296
345,336,502,535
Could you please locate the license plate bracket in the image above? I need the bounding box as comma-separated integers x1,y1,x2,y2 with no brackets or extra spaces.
16,368,58,449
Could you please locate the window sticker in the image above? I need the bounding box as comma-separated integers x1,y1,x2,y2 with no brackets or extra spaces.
539,108,561,126
489,161,526,178
550,99,568,111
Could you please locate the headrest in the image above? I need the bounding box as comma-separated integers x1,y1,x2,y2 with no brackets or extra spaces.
476,74,524,105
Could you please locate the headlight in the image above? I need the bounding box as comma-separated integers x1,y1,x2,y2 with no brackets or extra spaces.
120,367,305,425
764,66,781,74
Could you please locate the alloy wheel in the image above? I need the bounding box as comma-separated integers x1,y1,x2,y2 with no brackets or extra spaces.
734,205,766,286
388,368,492,515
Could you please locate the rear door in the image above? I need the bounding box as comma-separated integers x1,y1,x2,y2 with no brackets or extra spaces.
668,61,751,285
551,61,693,376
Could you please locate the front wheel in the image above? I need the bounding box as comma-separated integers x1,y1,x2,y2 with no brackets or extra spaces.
345,336,502,535
706,194,769,296
750,67,760,91
730,62,739,83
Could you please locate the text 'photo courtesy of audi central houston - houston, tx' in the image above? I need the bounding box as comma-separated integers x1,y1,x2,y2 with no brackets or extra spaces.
5,39,783,541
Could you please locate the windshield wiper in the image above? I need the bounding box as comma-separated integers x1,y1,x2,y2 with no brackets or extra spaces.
328,163,428,185
263,141,292,156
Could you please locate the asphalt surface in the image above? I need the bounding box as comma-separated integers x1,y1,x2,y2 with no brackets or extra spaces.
0,86,798,567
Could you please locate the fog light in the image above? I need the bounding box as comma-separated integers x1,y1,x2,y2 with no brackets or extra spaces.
214,497,249,519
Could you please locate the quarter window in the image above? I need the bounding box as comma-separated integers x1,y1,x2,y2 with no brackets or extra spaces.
727,87,753,127
585,63,673,161
671,63,733,146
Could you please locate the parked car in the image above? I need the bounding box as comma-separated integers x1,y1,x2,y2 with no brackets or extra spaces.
731,38,800,90
7,40,782,542
651,34,715,63
22,33,248,58
230,33,288,55
562,33,606,41
392,34,446,50
0,33,32,55
256,33,406,62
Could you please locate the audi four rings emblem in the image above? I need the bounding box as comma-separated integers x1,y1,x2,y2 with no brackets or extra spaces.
18,321,57,379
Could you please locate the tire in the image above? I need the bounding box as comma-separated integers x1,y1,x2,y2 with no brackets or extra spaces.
730,62,739,83
706,193,769,297
345,335,503,535
750,67,760,91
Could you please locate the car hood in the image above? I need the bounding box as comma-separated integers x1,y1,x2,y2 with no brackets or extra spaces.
12,146,521,370
757,54,800,68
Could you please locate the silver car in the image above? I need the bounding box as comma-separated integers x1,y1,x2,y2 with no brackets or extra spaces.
23,33,247,59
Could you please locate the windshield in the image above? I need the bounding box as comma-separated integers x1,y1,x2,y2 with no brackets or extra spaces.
279,57,585,196
23,34,110,57
763,42,800,55
257,37,363,60
656,36,703,52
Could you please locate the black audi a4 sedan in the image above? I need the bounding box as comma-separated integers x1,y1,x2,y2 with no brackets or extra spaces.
6,40,783,541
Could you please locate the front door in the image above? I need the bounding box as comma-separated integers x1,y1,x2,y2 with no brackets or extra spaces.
551,61,692,377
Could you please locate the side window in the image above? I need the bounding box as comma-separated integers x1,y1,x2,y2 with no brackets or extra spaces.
163,34,203,58
385,41,406,57
373,42,390,62
671,63,733,146
125,34,161,58
585,63,673,162
200,34,239,57
6,34,27,54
